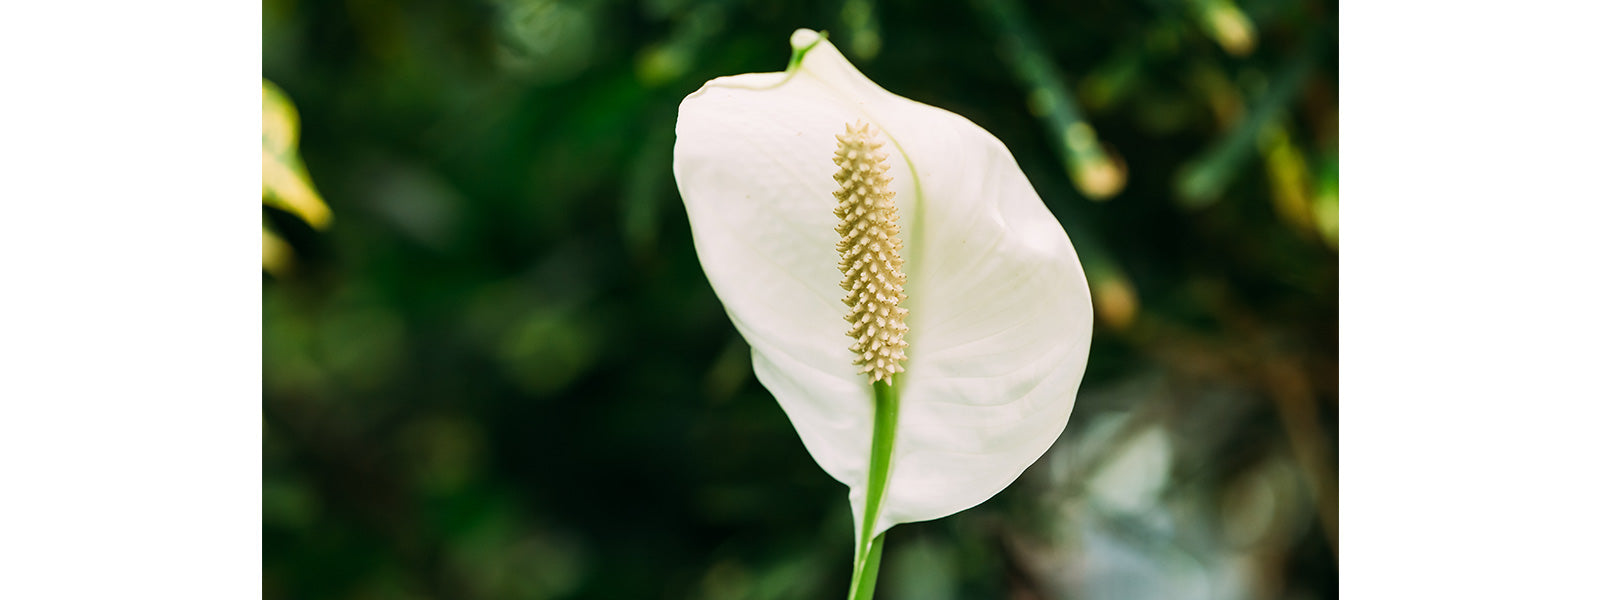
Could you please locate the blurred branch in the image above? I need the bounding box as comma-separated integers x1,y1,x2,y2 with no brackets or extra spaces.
1174,35,1323,208
1130,304,1339,561
1077,40,1146,113
1314,154,1339,248
262,80,332,230
1258,120,1320,239
1262,354,1338,561
976,0,1126,200
263,79,332,277
1186,0,1257,56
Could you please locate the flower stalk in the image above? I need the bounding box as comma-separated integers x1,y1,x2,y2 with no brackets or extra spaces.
848,378,899,600
836,121,905,599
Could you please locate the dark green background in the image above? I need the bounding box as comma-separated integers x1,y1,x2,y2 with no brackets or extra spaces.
263,0,1337,597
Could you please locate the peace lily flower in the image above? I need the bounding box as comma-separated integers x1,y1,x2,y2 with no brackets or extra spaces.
674,29,1091,596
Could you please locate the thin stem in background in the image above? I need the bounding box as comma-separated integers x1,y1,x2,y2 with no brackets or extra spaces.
1175,35,1323,208
977,0,1127,200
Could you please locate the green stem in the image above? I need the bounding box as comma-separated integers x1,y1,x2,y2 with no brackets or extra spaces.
847,379,899,600
847,532,886,600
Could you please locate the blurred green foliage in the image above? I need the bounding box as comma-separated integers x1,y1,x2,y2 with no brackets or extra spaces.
262,79,332,275
263,0,1337,598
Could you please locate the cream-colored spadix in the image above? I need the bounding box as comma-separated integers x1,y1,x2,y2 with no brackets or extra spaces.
674,29,1092,539
833,120,909,383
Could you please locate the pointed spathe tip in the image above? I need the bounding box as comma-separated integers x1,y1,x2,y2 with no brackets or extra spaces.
786,29,829,70
791,29,822,48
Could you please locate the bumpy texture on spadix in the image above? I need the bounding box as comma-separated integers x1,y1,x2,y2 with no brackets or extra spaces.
833,121,909,383
674,29,1093,540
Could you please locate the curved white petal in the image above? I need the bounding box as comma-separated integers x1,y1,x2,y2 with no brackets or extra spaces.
675,30,1092,538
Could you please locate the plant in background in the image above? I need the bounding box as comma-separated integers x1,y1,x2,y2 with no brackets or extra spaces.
262,79,331,276
674,30,1093,598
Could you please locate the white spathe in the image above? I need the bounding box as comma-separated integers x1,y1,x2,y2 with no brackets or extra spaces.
674,29,1092,539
